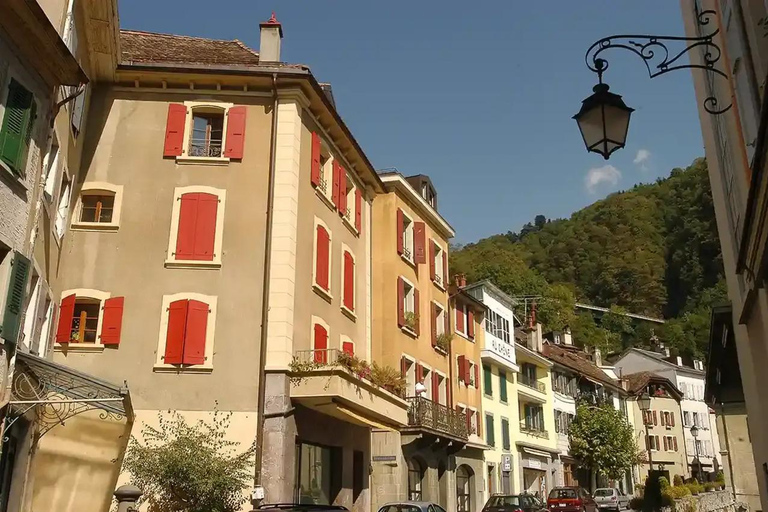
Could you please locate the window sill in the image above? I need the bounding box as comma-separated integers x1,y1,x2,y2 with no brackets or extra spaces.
434,345,448,356
400,253,416,268
71,222,120,232
432,279,446,292
313,283,333,303
341,216,359,236
175,155,230,166
341,304,356,321
401,325,418,338
54,343,105,353
153,364,213,374
165,259,222,270
315,188,336,212
456,331,471,341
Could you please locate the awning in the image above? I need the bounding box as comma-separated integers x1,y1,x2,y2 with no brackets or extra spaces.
4,352,133,438
0,0,88,87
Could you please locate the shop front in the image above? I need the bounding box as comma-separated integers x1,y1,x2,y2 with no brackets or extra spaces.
518,445,555,500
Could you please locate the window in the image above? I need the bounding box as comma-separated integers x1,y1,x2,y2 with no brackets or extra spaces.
42,134,60,201
342,172,357,227
0,250,30,344
298,443,332,505
397,209,415,262
647,435,661,451
456,465,472,512
81,194,113,222
341,337,354,357
485,413,495,447
407,459,424,501
54,290,124,349
499,370,508,403
456,303,467,334
0,78,36,177
55,173,72,238
555,410,574,435
314,219,332,296
468,407,478,434
663,436,678,452
72,183,124,231
341,246,355,315
431,302,447,351
163,102,246,161
430,241,447,288
522,404,545,432
501,418,511,450
485,309,511,343
468,360,478,387
521,363,538,389
401,356,415,394
312,318,329,364
397,277,418,334
692,412,700,428
483,365,493,397
167,187,226,268
311,131,332,199
155,294,215,371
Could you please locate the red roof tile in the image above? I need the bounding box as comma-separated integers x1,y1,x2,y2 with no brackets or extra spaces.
120,29,260,66
542,343,618,389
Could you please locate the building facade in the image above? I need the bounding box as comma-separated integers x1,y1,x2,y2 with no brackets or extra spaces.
680,1,768,508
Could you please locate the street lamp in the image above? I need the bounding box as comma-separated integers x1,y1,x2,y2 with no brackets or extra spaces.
638,392,653,470
575,9,731,160
691,425,702,483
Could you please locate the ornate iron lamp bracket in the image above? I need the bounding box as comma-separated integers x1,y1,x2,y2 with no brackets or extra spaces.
585,9,731,115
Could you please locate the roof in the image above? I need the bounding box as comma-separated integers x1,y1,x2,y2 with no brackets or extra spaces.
623,371,683,400
120,30,261,66
617,347,704,376
378,172,455,238
542,343,619,389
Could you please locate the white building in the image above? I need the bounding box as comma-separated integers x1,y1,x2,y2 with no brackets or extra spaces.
612,348,722,480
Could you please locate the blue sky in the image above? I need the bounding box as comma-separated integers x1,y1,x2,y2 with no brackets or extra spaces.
120,1,705,244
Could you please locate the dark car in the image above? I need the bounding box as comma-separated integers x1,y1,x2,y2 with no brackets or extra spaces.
259,505,349,512
547,487,597,512
483,494,548,512
377,502,448,512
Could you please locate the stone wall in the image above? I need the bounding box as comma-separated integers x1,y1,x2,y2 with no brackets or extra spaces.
663,490,748,512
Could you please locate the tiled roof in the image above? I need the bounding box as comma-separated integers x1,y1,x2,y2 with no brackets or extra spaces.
542,343,618,389
623,371,682,400
120,29,261,66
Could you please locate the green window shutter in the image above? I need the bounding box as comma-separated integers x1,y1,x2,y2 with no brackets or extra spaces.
0,79,34,176
502,418,510,450
499,371,507,402
1,251,31,343
483,365,493,396
486,414,495,447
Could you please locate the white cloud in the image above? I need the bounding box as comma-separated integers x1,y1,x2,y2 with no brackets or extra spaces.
633,149,651,171
585,165,621,194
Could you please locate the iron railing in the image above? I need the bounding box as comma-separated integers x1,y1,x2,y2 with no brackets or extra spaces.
433,274,443,286
318,177,328,194
294,348,342,365
520,420,549,439
189,138,223,157
406,396,468,440
520,374,546,393
344,207,352,222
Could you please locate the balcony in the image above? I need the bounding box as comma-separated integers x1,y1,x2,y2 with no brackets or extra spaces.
289,349,409,429
520,374,546,393
405,396,469,442
520,420,549,439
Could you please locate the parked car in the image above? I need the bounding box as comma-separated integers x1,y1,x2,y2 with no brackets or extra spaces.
483,494,549,512
377,502,448,512
547,487,597,512
592,488,630,511
259,506,349,512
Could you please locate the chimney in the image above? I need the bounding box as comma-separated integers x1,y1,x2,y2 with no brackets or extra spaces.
454,273,466,288
259,12,283,63
563,328,573,346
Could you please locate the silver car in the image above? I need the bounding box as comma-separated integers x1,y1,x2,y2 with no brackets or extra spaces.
378,503,448,512
592,488,629,512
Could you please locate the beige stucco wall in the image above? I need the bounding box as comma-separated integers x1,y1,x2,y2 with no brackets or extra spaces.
630,397,688,479
482,363,520,494
53,86,271,413
452,301,483,417
716,404,761,511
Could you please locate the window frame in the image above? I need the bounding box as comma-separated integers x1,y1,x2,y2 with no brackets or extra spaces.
340,243,356,319
341,170,359,234
311,316,331,363
455,303,468,337
400,209,415,264
314,136,335,207
54,288,111,352
71,182,124,231
0,75,37,179
313,217,333,300
431,239,446,289
166,186,227,269
401,276,416,316
177,101,234,164
154,292,217,372
468,360,477,388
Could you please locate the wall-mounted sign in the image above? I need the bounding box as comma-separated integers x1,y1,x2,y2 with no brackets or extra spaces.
523,457,542,470
502,454,513,471
372,455,397,462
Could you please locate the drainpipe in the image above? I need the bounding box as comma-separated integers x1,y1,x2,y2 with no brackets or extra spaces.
252,73,279,506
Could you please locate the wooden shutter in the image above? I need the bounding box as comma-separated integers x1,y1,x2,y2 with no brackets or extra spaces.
463,358,471,384
342,341,354,356
468,309,475,338
182,300,208,365
343,251,354,311
443,251,448,287
457,355,466,383
414,221,426,264
313,323,328,363
465,408,471,433
311,132,322,186
175,193,198,260
673,437,678,452
429,242,436,280
400,356,407,377
55,294,76,343
415,363,423,384
164,299,188,364
0,79,33,174
338,167,347,217
431,303,438,347
432,373,440,402
355,189,362,232
670,412,675,427
456,305,465,333
474,362,479,387
660,412,666,426
332,161,341,209
653,410,658,426
397,277,405,327
223,106,247,159
194,193,218,260
315,225,330,290
396,209,404,255
444,308,450,338
413,288,420,335
100,297,125,346
663,437,669,451
1,251,30,343
163,103,187,157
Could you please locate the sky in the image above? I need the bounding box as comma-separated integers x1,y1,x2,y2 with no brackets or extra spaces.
120,1,706,244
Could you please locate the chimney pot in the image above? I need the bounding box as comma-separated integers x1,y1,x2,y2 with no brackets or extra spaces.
259,11,283,62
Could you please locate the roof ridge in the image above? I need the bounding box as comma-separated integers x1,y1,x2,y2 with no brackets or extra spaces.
121,28,243,45
233,39,260,57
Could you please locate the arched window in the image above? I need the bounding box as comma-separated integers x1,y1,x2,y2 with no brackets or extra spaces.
407,458,424,501
457,464,474,512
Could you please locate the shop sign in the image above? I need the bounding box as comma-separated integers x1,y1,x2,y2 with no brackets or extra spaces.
502,454,513,471
523,457,542,470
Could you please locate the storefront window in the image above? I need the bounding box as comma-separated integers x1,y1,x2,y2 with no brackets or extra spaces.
457,465,473,512
408,458,424,501
298,443,331,505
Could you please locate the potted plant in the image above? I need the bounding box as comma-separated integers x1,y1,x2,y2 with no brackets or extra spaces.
436,332,452,352
404,312,418,331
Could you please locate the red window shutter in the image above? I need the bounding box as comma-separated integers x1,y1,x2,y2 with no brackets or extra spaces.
468,309,475,338
429,242,436,280
653,410,658,425
414,221,426,264
443,251,448,287
313,323,328,363
401,356,407,377
444,308,450,338
342,341,354,356
100,297,125,346
397,277,405,327
163,103,187,157
343,251,355,311
415,363,423,384
476,411,481,435
456,305,465,333
674,437,679,451
315,225,330,290
457,355,466,383
660,412,666,426
431,303,438,347
338,167,347,217
355,188,362,232
474,362,479,386
413,288,420,335
645,435,651,451
193,193,218,261
183,300,209,365
223,106,246,158
164,299,188,365
432,373,440,402
465,409,471,432
396,209,404,255
311,132,322,187
332,161,341,209
671,413,675,427
55,294,76,343
175,193,199,260
464,358,471,384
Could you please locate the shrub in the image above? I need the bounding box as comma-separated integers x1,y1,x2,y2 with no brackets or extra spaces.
665,485,692,499
715,471,724,482
659,476,671,490
704,482,717,492
686,482,704,495
370,362,406,397
436,332,452,352
673,475,684,487
629,497,643,510
661,494,675,509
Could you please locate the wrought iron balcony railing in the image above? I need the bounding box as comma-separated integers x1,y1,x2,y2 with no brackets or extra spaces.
318,177,328,194
402,247,412,260
406,396,468,440
189,138,223,158
520,420,549,439
520,374,546,393
433,274,443,286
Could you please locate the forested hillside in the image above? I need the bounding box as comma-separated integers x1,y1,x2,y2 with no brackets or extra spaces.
450,158,726,358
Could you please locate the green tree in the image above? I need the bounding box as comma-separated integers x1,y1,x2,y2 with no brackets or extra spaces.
536,283,576,332
569,403,644,482
122,410,256,512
